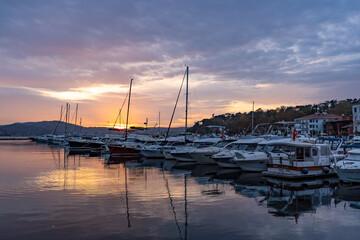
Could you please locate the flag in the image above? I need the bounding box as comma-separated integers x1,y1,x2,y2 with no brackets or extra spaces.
292,128,298,141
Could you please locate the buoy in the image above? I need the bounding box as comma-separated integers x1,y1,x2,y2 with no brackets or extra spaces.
323,167,330,174
301,168,308,174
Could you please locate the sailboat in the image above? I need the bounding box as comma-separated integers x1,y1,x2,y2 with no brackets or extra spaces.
162,66,195,160
106,79,151,158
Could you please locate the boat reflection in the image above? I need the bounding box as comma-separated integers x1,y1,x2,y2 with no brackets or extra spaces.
105,155,142,165
265,177,338,222
234,172,269,199
334,183,360,209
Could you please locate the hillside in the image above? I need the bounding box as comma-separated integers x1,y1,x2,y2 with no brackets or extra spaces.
190,99,356,134
0,121,110,137
0,121,185,137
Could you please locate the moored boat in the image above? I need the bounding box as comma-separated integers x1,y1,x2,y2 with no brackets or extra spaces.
335,149,360,183
263,141,335,179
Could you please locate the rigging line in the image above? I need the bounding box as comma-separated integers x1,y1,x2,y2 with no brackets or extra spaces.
113,92,129,128
162,170,184,240
53,105,63,135
165,70,187,141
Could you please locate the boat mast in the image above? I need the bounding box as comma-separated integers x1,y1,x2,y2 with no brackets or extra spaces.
185,66,189,142
68,104,71,136
125,78,133,141
74,103,78,134
251,101,254,134
65,103,68,137
53,105,63,135
159,111,161,137
165,69,187,141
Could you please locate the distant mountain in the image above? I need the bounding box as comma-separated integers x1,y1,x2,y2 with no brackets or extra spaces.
0,121,107,136
0,121,185,137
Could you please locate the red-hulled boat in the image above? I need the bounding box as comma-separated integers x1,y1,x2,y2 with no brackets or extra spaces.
107,144,141,156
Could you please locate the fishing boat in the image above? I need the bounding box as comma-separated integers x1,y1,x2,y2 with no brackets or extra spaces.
263,141,336,179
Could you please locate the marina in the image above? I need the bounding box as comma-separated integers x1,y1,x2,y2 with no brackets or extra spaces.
2,1,360,239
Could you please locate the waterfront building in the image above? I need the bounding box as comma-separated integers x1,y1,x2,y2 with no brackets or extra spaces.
353,102,360,135
294,112,342,136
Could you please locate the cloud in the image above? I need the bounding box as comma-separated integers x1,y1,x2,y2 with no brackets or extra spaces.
1,0,360,125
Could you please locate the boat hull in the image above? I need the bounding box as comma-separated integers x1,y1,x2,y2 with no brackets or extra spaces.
163,150,175,160
263,164,334,179
337,169,360,183
108,145,141,156
190,152,217,165
172,152,195,162
234,159,268,172
140,149,164,158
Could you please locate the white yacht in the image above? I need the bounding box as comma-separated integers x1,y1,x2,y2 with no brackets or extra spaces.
263,141,335,179
190,139,236,165
212,138,264,168
162,137,187,160
140,140,167,158
171,138,222,163
233,138,292,172
336,149,360,183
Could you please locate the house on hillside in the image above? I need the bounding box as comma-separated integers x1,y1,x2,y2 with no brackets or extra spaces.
325,116,353,137
294,112,342,136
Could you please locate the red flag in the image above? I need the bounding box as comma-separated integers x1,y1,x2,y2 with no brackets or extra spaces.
293,128,298,141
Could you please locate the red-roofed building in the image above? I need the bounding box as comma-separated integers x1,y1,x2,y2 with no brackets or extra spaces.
294,112,342,136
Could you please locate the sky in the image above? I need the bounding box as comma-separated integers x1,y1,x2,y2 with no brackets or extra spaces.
1,0,360,127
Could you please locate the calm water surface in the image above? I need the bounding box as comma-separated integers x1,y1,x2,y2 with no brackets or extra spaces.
1,140,360,239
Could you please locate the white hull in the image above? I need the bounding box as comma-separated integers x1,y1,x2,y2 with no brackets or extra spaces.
190,152,216,165
217,161,238,168
337,169,360,183
171,153,195,162
234,160,268,172
264,165,334,179
140,149,164,158
163,151,176,160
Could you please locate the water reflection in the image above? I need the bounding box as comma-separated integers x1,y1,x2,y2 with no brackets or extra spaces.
265,178,338,222
2,141,360,239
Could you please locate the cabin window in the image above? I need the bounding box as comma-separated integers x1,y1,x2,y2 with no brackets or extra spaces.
296,148,304,160
304,148,311,158
312,148,318,156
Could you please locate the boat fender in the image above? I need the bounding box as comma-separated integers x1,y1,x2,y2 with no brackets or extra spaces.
301,168,308,174
323,167,330,174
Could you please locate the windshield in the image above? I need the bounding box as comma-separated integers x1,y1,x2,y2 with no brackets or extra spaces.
263,145,293,153
192,142,215,148
316,139,342,151
164,142,185,147
214,141,232,148
227,143,257,151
